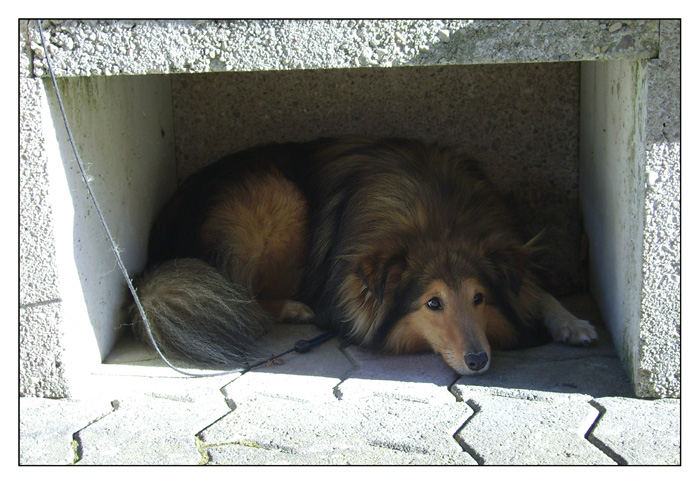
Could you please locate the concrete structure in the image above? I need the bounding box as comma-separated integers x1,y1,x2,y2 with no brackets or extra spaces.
19,19,679,399
579,22,680,398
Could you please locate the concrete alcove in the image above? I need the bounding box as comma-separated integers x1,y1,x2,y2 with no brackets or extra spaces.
19,20,679,399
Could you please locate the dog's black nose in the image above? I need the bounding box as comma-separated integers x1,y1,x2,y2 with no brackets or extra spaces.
465,352,488,371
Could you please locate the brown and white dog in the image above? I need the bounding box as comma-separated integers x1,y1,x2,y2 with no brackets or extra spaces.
131,138,597,375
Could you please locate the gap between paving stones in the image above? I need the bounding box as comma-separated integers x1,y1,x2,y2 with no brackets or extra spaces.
72,334,356,465
197,396,474,463
581,397,679,465
451,399,486,465
584,400,628,465
332,345,363,400
71,400,120,465
450,395,611,464
194,436,296,465
75,393,472,465
190,379,250,465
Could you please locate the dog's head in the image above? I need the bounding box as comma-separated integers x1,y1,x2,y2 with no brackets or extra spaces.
355,244,526,375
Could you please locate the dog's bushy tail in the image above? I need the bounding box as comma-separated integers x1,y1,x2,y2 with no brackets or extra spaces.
129,258,272,366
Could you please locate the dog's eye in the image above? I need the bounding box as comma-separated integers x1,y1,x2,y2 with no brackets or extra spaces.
425,297,443,311
473,293,484,306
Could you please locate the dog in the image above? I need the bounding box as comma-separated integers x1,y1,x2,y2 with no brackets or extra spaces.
130,138,597,375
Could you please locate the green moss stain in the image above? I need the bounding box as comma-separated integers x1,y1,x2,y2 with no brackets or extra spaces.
71,439,80,464
194,435,267,465
194,435,209,465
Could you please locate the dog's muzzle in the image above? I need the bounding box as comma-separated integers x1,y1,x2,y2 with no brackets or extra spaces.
464,351,489,372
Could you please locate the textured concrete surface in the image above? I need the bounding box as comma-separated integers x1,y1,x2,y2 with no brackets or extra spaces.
19,77,60,307
24,20,659,78
19,34,70,396
18,70,68,398
20,397,113,465
637,20,681,398
19,302,67,398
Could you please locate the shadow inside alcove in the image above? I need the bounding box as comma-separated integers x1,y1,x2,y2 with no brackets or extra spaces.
104,294,633,399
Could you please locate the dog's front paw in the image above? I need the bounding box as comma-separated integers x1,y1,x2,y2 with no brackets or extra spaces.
279,300,316,323
551,318,598,346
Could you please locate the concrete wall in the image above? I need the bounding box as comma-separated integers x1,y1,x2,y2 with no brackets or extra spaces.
21,71,176,397
19,19,679,398
20,71,67,397
171,63,584,295
580,59,648,394
580,21,680,398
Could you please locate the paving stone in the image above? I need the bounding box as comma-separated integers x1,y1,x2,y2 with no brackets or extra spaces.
199,393,475,464
20,397,113,465
587,397,680,465
207,442,475,465
75,394,230,465
454,394,614,465
338,346,459,404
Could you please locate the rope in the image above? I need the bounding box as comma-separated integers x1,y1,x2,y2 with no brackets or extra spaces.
35,19,332,377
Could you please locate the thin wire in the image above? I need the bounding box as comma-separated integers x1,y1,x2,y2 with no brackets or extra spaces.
36,19,288,378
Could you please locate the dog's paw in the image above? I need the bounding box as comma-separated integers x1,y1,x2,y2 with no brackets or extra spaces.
279,300,316,323
551,318,598,346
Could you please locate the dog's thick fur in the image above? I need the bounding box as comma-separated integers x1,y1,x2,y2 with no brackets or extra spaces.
131,138,597,374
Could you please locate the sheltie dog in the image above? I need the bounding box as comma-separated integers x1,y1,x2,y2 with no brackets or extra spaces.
130,138,597,375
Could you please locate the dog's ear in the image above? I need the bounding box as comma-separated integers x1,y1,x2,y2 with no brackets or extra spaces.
356,252,406,302
487,247,527,295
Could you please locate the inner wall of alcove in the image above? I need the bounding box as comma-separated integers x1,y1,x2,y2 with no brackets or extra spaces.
170,62,584,295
